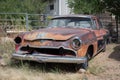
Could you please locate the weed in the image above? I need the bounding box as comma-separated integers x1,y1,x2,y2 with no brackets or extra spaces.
88,65,105,75
0,41,14,65
50,67,62,73
82,75,88,80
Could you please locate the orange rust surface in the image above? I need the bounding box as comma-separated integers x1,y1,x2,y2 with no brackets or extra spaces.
93,42,98,56
24,32,75,41
77,41,97,57
77,45,88,57
14,15,108,60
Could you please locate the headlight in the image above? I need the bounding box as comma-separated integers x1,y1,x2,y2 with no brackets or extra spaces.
14,37,22,44
71,37,82,50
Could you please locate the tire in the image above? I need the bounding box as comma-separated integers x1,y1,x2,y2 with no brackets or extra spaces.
75,51,91,71
81,53,91,70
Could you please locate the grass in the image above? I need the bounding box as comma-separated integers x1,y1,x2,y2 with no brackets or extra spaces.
0,40,14,64
88,65,105,75
87,59,106,76
0,40,90,80
0,40,119,80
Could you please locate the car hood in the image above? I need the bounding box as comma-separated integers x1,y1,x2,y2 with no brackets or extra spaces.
24,28,91,41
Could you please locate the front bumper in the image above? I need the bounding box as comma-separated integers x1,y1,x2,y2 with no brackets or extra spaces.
12,53,87,64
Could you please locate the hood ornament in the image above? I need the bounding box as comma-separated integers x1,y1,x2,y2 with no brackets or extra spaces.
37,33,47,38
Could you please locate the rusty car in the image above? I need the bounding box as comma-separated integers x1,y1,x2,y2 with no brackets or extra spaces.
12,15,108,70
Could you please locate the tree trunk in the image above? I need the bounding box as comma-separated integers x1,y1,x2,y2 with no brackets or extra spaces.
115,15,119,42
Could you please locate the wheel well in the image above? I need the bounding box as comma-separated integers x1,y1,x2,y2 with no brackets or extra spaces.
87,45,94,58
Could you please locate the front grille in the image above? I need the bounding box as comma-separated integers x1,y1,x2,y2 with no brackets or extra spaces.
20,46,76,57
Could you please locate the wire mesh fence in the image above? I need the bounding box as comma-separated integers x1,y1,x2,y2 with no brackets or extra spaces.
0,13,119,41
0,13,47,37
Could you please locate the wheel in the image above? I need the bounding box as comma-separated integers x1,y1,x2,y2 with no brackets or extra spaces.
81,52,91,70
75,51,91,71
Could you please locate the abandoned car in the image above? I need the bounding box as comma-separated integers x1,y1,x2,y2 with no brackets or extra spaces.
12,15,108,69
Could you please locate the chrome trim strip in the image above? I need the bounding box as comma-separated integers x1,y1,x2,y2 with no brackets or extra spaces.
12,53,87,63
19,45,77,56
71,37,82,50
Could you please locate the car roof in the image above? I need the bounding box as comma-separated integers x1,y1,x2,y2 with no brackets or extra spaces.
52,14,96,19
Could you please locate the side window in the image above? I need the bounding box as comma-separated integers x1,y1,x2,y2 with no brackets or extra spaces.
92,18,103,29
92,18,98,29
97,19,103,29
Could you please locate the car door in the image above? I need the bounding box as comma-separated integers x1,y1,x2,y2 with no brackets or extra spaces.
92,17,106,50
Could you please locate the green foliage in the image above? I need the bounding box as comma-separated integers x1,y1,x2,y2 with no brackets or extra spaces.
0,0,47,13
0,0,48,30
68,0,104,14
103,0,120,17
68,0,120,17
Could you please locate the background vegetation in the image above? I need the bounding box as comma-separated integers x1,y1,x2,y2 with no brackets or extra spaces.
68,0,120,17
0,0,48,30
0,0,47,14
68,0,104,14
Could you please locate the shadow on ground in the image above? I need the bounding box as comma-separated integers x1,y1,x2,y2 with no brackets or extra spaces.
10,60,79,73
109,45,120,61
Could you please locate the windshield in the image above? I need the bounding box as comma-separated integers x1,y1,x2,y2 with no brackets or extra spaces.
48,17,92,28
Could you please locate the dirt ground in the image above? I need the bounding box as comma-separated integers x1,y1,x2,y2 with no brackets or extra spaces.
0,41,120,80
87,44,120,80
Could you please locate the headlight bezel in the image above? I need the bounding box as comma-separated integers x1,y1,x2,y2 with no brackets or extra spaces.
71,37,82,50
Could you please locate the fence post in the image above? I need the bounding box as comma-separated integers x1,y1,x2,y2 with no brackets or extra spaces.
26,13,29,31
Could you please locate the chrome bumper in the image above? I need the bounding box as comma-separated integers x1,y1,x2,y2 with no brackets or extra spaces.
12,53,87,63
